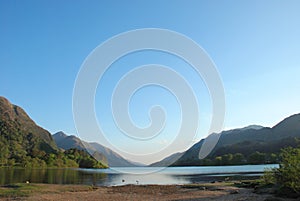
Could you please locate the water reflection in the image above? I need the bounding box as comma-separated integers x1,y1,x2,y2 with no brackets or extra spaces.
0,168,107,185
95,172,190,186
0,164,278,186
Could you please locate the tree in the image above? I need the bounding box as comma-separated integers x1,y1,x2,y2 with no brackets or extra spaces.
0,141,9,166
232,153,245,165
221,154,233,165
248,151,266,164
214,156,222,165
262,146,300,198
266,153,278,164
275,147,300,195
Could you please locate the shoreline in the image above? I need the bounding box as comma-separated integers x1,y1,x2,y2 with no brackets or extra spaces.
0,181,292,201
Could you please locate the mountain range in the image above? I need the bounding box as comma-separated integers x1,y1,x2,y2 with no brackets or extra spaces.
0,96,144,167
151,114,300,166
0,96,107,168
1,95,299,168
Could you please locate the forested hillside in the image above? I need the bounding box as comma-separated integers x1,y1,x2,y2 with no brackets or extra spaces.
0,96,107,168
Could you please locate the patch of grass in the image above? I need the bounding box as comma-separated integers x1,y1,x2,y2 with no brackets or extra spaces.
59,185,97,192
0,183,98,198
0,183,42,197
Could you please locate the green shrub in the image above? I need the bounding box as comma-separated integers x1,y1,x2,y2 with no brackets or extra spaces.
262,168,276,185
262,146,300,197
275,147,300,194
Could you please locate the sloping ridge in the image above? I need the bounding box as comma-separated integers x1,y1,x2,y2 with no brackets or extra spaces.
0,96,57,153
53,131,85,150
151,114,300,166
53,131,143,167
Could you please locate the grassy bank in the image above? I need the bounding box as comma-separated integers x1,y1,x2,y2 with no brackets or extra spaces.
0,183,96,198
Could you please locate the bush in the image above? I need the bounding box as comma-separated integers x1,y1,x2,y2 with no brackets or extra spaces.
262,146,300,198
275,147,300,194
262,168,276,185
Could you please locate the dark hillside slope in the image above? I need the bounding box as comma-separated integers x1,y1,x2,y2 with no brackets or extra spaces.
152,114,300,166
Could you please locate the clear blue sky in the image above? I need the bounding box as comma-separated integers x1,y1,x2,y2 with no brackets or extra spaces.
1,1,300,163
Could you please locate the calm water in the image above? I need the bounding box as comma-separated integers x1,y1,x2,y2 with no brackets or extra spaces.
0,164,278,186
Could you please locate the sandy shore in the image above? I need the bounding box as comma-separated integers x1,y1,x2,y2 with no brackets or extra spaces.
0,182,291,201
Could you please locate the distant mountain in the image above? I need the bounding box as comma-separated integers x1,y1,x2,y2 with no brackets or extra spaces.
53,131,143,167
89,142,145,167
237,125,264,131
0,96,58,156
151,114,300,166
53,131,85,150
216,114,300,148
150,152,184,167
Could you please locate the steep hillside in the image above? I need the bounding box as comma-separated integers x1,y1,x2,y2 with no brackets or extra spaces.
0,96,58,166
152,114,300,166
0,96,57,152
53,131,142,167
0,96,106,168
